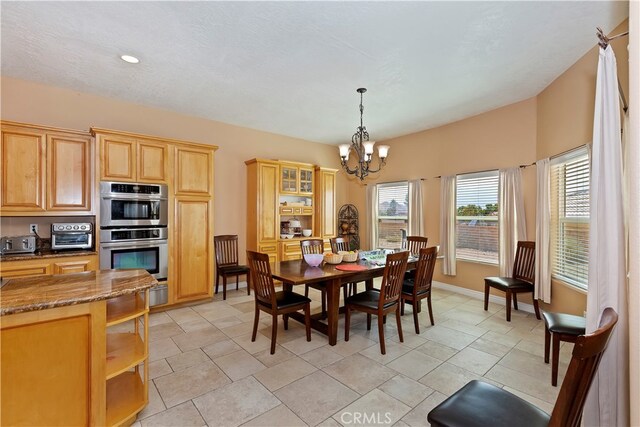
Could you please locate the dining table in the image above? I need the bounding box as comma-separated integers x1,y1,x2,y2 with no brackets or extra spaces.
270,256,416,345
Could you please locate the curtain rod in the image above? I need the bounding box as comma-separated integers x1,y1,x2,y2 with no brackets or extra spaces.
434,163,533,179
596,26,629,112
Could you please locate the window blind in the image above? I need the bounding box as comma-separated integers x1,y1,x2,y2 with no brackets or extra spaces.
376,182,409,249
550,148,590,288
455,171,499,263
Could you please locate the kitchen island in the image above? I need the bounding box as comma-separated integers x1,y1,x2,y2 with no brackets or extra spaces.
0,269,157,426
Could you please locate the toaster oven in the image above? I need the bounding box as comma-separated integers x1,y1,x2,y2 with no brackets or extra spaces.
51,223,93,250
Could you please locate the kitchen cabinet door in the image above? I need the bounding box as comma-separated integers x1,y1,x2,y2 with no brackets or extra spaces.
1,125,46,211
314,167,337,240
172,198,213,302
138,141,168,183
47,134,92,212
100,135,136,182
174,146,213,196
52,256,97,275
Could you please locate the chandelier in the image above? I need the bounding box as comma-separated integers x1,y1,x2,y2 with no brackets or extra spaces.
339,88,389,180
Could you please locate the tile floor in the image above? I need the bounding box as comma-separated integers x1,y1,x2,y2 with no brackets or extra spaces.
132,285,571,427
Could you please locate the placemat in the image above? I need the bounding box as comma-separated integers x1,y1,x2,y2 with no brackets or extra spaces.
335,264,368,271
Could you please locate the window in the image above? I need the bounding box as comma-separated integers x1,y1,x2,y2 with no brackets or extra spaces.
551,148,590,289
376,182,408,249
456,171,499,263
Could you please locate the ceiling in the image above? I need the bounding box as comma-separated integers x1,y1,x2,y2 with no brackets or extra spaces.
0,1,628,145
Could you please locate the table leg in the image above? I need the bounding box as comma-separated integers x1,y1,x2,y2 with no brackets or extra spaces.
365,279,374,291
326,278,341,345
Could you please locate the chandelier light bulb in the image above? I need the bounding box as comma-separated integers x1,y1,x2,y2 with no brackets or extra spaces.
339,144,351,160
378,145,390,159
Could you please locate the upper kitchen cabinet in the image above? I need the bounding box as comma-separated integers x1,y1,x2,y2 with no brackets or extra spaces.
92,128,168,184
174,146,214,197
279,162,314,196
1,121,93,215
314,167,337,240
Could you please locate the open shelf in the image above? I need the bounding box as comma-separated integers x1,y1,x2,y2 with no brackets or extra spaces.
106,332,146,379
106,371,146,427
106,293,147,326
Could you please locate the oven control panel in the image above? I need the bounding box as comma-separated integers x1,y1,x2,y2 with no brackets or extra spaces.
52,223,93,232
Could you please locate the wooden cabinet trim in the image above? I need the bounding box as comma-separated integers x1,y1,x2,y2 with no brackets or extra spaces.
91,127,218,151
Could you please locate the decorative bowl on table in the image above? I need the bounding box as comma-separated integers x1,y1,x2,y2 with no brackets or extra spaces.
280,233,295,239
323,253,343,264
338,250,358,262
303,253,324,267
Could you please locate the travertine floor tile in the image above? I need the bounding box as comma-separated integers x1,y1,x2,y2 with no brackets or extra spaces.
485,364,559,403
331,334,377,357
332,389,411,426
359,341,412,365
172,326,226,352
386,350,442,380
446,346,500,376
166,348,211,372
378,375,434,407
154,360,231,408
149,322,185,342
415,340,458,361
140,401,206,427
300,346,344,368
323,353,397,394
253,345,298,367
282,332,327,355
469,337,514,357
193,376,280,427
166,307,203,325
201,338,242,359
254,357,317,391
419,325,476,350
149,337,182,362
418,362,485,396
137,381,166,420
241,404,307,426
400,391,448,427
149,359,173,380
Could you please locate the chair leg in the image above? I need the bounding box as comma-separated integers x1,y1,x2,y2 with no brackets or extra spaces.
484,282,490,311
304,304,311,342
505,291,512,322
236,274,239,290
223,276,227,300
532,295,541,320
246,274,251,295
366,313,371,330
551,333,560,386
513,293,519,310
544,326,550,364
343,286,348,306
215,273,220,294
321,290,327,315
396,307,404,343
251,305,260,342
305,285,310,297
400,298,405,315
412,300,420,334
378,315,386,354
283,314,289,330
270,314,278,355
345,306,351,342
427,293,435,326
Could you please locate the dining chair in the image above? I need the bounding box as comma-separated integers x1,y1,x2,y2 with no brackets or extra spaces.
400,246,438,333
301,239,328,315
330,237,359,297
542,311,586,386
214,234,251,300
344,251,409,354
427,307,618,427
402,235,429,282
484,241,541,321
247,250,311,354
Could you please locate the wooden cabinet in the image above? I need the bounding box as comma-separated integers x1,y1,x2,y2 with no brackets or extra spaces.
315,167,338,240
1,121,93,215
175,146,213,196
93,129,168,184
246,160,279,261
172,198,213,303
279,162,314,196
279,240,303,261
105,291,149,426
0,254,98,279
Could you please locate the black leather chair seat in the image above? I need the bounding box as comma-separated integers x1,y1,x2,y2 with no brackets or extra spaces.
219,265,250,275
542,312,586,336
258,291,311,309
484,276,533,291
427,380,550,427
401,281,429,296
346,290,395,310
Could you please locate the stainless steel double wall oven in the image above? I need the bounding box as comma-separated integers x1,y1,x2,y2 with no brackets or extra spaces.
99,181,168,305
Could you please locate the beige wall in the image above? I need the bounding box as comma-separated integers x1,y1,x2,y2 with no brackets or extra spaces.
0,76,350,262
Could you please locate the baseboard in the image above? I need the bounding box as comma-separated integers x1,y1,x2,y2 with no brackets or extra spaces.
432,280,536,315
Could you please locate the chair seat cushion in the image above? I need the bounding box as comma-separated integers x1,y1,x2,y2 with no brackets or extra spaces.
427,380,550,427
219,264,250,275
401,280,430,296
542,311,586,336
258,291,311,309
346,290,395,310
484,276,533,291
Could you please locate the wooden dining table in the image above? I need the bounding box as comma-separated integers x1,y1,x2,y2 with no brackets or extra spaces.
271,257,416,345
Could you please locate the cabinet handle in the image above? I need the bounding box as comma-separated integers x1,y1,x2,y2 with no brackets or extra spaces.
281,208,294,214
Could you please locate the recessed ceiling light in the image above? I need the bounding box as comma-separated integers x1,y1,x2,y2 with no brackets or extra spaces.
120,55,139,64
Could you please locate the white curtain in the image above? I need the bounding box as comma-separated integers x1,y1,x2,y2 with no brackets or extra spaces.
408,179,424,237
584,45,629,427
365,184,378,250
440,175,456,275
535,159,552,303
498,167,527,276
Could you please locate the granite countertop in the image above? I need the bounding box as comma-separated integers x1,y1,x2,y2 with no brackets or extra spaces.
0,269,158,316
0,249,97,262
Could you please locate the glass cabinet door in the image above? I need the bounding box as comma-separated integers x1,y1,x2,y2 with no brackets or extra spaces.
299,168,313,194
281,166,298,193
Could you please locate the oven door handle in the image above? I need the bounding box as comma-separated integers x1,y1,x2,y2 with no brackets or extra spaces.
100,240,167,249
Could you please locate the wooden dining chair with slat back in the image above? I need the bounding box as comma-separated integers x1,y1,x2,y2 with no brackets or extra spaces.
214,235,251,300
484,241,541,321
247,250,311,354
345,251,409,354
301,239,328,314
330,237,359,297
401,246,438,333
427,307,618,427
402,235,429,283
